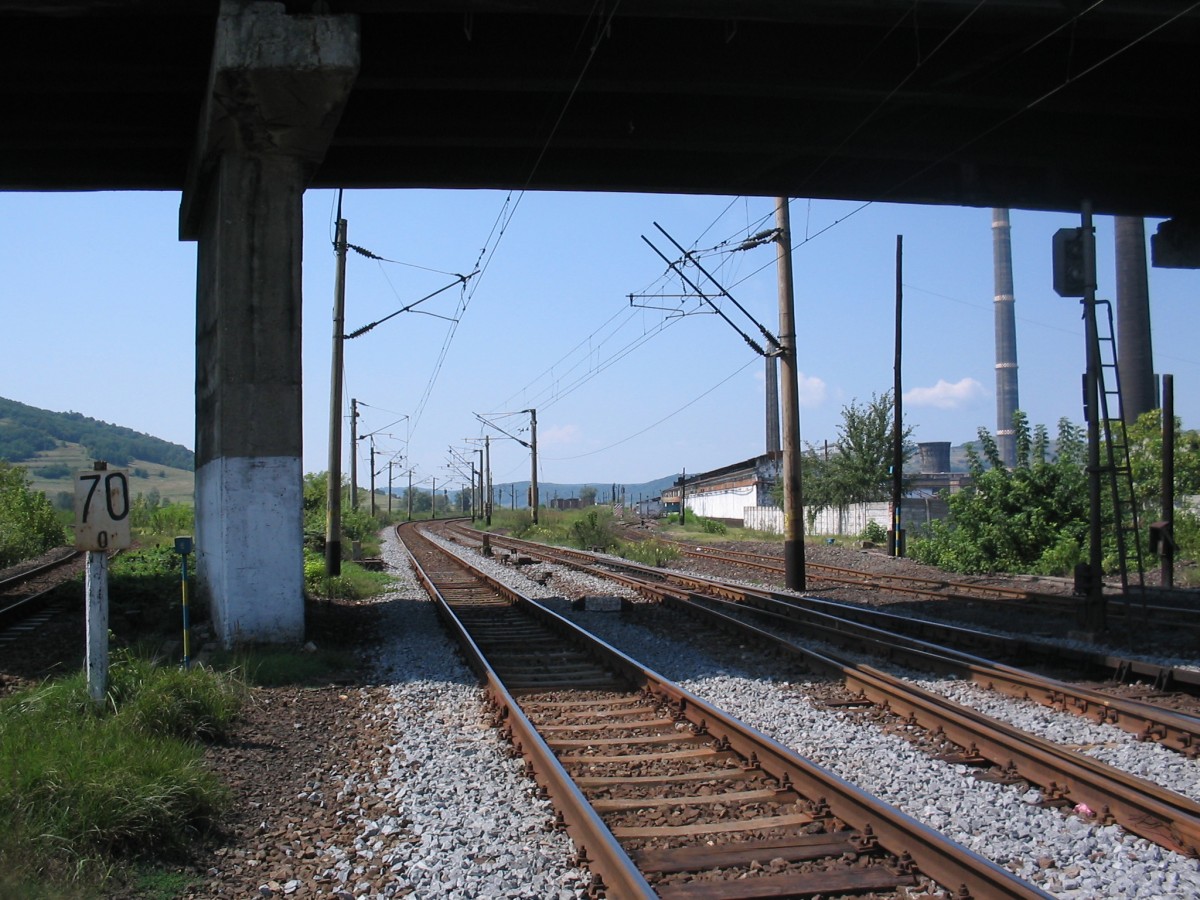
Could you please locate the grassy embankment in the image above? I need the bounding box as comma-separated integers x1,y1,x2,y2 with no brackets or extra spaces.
473,505,782,564
0,521,394,897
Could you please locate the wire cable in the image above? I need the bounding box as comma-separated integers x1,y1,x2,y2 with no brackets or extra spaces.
544,355,759,461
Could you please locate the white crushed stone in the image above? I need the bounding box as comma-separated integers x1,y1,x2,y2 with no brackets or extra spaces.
325,530,591,899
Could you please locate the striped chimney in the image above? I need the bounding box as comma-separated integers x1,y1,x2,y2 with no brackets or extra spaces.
992,209,1020,467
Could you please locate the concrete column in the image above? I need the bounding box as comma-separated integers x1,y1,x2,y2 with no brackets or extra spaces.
1115,216,1156,424
180,2,358,646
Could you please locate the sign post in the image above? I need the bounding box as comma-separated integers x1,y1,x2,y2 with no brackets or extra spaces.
174,536,194,669
74,461,131,705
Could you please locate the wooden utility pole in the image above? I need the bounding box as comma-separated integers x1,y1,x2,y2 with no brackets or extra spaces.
529,408,539,524
1162,374,1176,588
349,397,360,510
890,234,905,557
776,198,806,590
325,212,347,575
680,468,686,525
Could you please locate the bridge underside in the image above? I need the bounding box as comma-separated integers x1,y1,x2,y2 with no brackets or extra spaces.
3,1,1197,644
5,1,1199,219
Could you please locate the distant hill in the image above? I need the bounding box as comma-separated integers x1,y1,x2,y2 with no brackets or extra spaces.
0,396,193,471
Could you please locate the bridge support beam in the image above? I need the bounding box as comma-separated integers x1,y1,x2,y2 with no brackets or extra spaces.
180,1,358,647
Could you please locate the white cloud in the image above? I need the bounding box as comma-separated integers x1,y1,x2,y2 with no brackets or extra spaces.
541,423,582,445
797,371,827,408
904,377,985,409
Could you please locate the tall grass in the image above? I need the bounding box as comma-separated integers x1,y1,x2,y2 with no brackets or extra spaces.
0,654,243,893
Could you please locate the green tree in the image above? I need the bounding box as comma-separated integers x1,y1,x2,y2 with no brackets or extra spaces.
0,461,68,567
910,415,1088,575
791,391,914,525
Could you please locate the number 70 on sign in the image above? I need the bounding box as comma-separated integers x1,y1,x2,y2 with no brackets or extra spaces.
75,469,132,551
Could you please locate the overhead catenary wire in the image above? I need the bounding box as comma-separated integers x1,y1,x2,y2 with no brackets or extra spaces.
544,356,760,462
407,1,622,438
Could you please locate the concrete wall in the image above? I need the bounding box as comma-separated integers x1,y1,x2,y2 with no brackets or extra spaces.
743,499,949,536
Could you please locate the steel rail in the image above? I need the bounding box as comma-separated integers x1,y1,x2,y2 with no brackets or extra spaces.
436,520,1200,854
663,582,1200,760
450,524,1200,701
400,524,656,899
667,540,1200,626
404,522,1050,899
660,591,1200,858
0,549,80,593
0,549,85,629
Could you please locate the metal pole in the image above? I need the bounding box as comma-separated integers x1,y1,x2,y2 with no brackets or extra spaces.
1163,374,1175,588
180,549,191,670
1081,200,1105,632
484,436,492,526
431,476,437,519
776,198,806,590
529,408,539,524
470,464,477,520
325,214,347,575
388,461,393,517
891,234,904,557
350,397,359,510
407,470,413,521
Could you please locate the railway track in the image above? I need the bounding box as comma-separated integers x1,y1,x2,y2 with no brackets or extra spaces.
444,523,1200,697
399,520,1049,899
432,522,1200,858
0,548,82,632
657,540,1200,629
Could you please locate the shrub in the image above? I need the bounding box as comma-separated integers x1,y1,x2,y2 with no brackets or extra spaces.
570,509,617,551
860,520,888,544
619,538,679,567
0,461,68,567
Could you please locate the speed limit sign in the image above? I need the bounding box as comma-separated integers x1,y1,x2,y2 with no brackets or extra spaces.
75,466,132,551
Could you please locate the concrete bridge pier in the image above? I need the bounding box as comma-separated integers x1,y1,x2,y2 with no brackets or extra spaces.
180,2,358,647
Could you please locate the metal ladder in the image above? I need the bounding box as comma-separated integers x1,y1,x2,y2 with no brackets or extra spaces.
1093,299,1145,594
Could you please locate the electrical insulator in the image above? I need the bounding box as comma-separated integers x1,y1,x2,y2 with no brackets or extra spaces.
1052,227,1087,297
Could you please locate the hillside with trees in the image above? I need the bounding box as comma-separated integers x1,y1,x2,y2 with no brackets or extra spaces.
0,397,193,471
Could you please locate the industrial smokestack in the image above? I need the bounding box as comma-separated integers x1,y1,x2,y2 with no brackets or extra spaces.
992,209,1020,467
765,354,780,454
1115,216,1156,424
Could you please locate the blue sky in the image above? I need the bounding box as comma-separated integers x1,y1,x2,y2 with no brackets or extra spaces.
1,189,1196,491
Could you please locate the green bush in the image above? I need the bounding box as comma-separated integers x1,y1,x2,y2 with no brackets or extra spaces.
860,520,888,544
618,538,680,567
0,460,68,567
571,509,617,551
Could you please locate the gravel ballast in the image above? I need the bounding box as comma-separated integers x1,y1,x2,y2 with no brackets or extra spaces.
346,535,591,899
422,530,1200,899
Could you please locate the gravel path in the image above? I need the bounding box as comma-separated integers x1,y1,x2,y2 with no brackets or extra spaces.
423,530,1200,899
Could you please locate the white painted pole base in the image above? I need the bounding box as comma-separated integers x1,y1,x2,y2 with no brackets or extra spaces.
85,550,109,707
